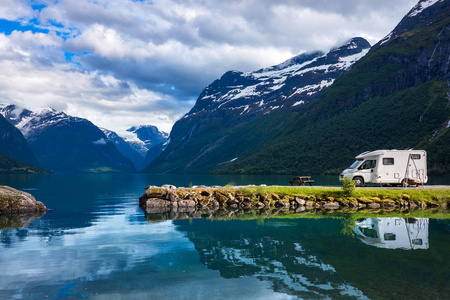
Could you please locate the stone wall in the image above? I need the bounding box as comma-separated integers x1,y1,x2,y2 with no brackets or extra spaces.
139,185,442,215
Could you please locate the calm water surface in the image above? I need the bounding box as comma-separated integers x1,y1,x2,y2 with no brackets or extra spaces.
0,174,449,299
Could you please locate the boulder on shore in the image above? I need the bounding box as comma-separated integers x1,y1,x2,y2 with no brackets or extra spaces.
0,186,47,213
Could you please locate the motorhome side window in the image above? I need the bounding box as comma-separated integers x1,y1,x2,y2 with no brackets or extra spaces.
360,160,376,169
411,154,421,160
383,158,394,165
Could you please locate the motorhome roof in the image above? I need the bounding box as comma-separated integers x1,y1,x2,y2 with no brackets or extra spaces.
355,149,425,159
356,150,389,159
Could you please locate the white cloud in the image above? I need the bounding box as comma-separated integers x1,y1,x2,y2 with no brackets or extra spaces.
0,0,419,134
0,0,36,21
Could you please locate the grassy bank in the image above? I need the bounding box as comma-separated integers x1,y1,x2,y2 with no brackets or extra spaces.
237,186,450,206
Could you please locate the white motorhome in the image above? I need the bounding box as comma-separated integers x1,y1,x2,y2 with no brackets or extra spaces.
354,218,429,250
339,149,428,187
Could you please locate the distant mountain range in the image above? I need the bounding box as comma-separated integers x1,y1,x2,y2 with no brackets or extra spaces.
0,105,167,173
146,0,449,175
101,125,168,170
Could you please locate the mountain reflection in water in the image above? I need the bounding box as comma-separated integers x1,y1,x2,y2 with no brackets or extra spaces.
0,172,449,299
174,217,449,299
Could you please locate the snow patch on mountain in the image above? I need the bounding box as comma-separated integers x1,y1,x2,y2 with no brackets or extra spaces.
292,100,305,107
197,237,367,299
0,104,82,138
182,38,371,122
379,32,394,46
251,56,321,79
408,0,443,17
92,138,107,145
124,125,169,156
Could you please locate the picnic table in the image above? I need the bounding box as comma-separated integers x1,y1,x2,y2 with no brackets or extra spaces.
289,176,314,186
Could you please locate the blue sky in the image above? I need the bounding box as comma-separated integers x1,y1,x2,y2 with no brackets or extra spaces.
0,0,418,135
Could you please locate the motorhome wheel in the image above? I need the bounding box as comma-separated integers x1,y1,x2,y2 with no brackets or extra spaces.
353,177,364,187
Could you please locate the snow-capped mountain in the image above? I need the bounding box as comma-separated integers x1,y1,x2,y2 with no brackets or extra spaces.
0,104,135,173
0,111,40,170
1,105,89,143
145,37,371,173
100,128,148,170
125,125,169,155
183,37,370,121
99,125,169,170
376,0,446,48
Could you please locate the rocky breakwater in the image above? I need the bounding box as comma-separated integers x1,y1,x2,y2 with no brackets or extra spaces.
0,186,47,213
139,185,444,215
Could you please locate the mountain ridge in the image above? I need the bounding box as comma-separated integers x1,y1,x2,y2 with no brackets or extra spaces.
0,111,39,167
145,37,371,173
0,104,136,173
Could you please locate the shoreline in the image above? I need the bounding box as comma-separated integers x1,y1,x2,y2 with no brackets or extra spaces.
139,185,450,216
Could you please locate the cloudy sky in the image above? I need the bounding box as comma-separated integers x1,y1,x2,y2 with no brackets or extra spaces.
0,0,418,135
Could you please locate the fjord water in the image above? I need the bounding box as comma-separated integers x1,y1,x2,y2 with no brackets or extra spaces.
0,174,449,299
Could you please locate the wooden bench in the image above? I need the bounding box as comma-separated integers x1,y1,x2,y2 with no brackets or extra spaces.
289,176,314,186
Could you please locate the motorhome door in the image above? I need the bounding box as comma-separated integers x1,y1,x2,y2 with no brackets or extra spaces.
358,159,376,183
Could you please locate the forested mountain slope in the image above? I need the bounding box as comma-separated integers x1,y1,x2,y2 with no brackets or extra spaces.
0,114,47,173
0,113,39,166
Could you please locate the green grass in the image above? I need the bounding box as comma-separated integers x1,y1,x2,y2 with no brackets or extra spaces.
235,186,450,207
0,151,50,174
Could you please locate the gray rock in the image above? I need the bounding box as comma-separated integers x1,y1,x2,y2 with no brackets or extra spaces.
275,200,290,209
296,206,306,213
254,202,265,209
368,203,381,209
305,201,315,207
0,186,47,213
322,202,340,209
145,207,171,214
295,197,306,206
178,200,196,207
209,200,220,207
144,198,170,208
177,207,196,213
168,191,180,202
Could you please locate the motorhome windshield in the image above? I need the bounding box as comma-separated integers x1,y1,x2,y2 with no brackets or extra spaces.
349,160,362,169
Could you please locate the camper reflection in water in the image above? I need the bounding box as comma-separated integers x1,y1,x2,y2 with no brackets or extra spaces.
354,218,429,250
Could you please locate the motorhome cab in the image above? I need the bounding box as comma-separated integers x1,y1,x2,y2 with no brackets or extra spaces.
339,149,428,187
